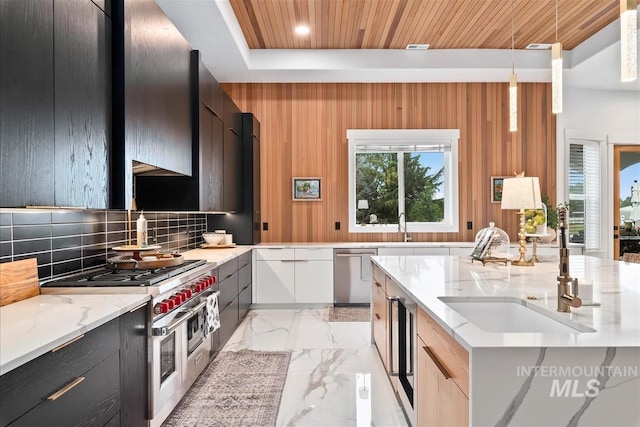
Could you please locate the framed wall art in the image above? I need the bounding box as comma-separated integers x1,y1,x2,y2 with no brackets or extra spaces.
293,177,322,201
491,176,509,203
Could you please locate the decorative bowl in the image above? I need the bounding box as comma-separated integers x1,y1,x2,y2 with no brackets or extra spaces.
203,233,225,245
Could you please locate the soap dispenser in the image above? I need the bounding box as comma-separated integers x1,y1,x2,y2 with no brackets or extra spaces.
136,211,148,247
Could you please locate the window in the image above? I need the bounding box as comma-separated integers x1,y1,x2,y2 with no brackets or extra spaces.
568,140,601,251
347,129,460,233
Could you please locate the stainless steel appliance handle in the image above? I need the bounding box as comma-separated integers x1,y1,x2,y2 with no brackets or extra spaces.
192,290,218,312
335,253,375,257
387,296,401,377
153,308,197,336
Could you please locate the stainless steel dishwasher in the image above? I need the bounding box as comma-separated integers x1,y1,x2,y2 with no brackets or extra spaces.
333,248,378,306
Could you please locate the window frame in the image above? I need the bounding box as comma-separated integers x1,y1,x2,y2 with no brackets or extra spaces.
563,132,605,255
347,129,460,234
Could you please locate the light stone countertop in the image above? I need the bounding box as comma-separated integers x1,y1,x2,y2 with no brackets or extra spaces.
182,246,252,265
0,293,150,375
372,255,640,350
254,241,476,248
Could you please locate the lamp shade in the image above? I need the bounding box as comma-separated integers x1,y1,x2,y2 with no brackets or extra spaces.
500,177,542,210
357,200,369,209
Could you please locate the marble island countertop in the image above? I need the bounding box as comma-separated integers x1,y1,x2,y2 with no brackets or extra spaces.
372,255,640,350
0,293,150,375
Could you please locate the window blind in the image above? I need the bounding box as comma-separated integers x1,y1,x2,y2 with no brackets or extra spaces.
569,141,601,251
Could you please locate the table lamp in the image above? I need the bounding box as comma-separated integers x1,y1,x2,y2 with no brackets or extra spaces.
501,176,542,266
357,200,369,225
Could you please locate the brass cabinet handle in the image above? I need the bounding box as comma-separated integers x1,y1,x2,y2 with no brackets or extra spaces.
374,281,382,288
47,377,85,401
51,334,84,353
423,346,451,379
374,313,381,320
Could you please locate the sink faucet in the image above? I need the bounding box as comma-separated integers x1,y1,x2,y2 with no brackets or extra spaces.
557,206,582,312
398,212,411,242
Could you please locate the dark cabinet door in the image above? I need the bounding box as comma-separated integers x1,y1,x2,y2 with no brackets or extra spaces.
0,0,55,207
119,302,148,427
123,0,192,175
222,92,243,212
198,103,225,212
223,128,242,213
54,0,110,208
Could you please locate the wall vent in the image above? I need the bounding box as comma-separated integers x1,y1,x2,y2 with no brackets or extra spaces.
405,44,430,50
525,43,552,50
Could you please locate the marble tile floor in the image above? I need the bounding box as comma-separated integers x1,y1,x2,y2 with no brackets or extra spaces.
220,308,409,427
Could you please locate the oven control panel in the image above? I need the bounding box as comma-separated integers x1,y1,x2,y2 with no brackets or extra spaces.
153,273,217,315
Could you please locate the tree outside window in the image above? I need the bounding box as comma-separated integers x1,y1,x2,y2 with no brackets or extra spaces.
347,129,459,233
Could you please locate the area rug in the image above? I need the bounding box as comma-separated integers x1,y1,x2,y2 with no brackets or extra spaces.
325,306,371,322
162,350,291,427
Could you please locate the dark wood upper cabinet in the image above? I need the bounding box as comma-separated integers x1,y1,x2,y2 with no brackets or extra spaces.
54,0,111,208
0,0,55,207
0,0,110,209
123,0,191,176
223,92,243,213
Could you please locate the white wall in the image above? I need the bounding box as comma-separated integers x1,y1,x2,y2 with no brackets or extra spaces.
556,86,640,259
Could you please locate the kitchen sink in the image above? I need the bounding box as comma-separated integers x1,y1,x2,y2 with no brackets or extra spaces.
438,296,596,334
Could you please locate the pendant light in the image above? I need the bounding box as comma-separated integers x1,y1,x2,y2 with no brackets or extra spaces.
621,0,638,82
551,0,562,114
509,0,518,132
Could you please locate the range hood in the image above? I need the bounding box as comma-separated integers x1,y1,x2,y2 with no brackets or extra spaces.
132,160,187,176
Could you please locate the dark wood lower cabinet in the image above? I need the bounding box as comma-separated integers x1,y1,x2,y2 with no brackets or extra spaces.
10,353,120,427
239,283,252,321
118,302,149,427
211,252,252,354
0,304,149,427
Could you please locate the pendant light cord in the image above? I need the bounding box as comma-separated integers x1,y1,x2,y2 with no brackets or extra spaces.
511,0,515,73
555,0,558,42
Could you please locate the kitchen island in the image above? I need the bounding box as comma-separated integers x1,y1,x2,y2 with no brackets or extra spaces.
372,255,640,426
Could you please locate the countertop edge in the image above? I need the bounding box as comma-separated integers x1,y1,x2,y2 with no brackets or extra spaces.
0,294,150,376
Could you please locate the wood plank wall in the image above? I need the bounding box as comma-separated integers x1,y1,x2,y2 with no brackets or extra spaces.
222,83,556,243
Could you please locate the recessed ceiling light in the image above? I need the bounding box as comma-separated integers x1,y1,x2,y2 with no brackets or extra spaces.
406,44,430,50
525,43,552,50
295,25,310,35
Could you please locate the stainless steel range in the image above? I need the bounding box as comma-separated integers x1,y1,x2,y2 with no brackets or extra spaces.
41,259,219,427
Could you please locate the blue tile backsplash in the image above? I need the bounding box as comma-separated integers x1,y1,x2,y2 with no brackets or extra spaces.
0,209,207,282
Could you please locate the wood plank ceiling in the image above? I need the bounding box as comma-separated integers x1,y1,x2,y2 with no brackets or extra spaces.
230,0,619,50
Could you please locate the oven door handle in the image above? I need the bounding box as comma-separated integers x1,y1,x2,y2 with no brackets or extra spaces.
387,296,401,377
152,311,192,336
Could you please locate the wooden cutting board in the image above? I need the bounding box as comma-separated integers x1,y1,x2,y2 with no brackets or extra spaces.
0,258,40,307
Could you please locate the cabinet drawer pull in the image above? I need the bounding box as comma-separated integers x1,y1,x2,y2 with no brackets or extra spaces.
374,313,381,320
204,104,219,117
47,377,85,401
423,346,451,379
51,334,84,353
374,281,382,288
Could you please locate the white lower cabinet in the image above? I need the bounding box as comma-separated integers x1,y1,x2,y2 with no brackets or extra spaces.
256,259,295,303
294,260,333,303
255,248,333,304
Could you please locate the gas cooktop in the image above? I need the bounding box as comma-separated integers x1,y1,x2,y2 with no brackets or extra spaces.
42,259,207,287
